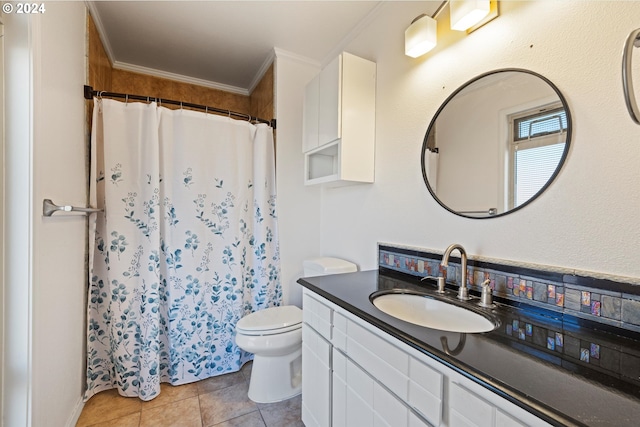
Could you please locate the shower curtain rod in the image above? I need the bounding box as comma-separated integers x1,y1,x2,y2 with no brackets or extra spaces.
84,85,276,129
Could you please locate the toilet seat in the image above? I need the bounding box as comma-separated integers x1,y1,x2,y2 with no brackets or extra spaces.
237,306,302,336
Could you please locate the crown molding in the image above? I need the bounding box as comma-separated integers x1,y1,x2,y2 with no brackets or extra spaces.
247,50,277,94
87,1,380,96
273,47,321,68
322,1,385,67
85,1,115,65
112,61,250,96
86,1,249,96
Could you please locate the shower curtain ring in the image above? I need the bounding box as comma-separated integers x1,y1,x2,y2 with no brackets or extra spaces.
125,94,128,105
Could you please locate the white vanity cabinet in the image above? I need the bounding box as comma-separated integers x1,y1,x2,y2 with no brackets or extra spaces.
333,310,441,426
301,288,551,427
302,52,376,186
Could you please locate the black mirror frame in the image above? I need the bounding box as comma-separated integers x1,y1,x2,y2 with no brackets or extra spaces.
420,68,572,219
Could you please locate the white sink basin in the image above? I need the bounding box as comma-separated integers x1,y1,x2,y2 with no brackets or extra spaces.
371,292,498,333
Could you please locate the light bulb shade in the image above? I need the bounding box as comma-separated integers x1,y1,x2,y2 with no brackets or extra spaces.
450,0,490,31
405,15,437,58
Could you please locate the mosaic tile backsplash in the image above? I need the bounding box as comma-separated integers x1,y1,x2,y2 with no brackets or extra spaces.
378,244,640,334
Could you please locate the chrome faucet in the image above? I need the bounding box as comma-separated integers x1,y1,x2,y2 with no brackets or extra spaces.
441,243,471,300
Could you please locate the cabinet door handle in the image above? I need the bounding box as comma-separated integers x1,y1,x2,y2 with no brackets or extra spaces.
622,28,640,125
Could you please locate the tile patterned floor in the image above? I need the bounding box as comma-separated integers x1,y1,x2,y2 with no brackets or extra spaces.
76,362,304,427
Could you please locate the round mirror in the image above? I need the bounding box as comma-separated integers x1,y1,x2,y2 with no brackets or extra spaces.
421,69,572,219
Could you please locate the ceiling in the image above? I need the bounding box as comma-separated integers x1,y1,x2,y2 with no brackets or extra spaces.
89,1,391,94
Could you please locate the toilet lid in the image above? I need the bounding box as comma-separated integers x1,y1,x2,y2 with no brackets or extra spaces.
237,305,302,334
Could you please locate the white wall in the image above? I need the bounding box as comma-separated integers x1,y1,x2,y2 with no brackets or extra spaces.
3,3,88,426
3,10,33,427
32,4,88,425
274,50,323,306
0,18,4,427
313,1,640,280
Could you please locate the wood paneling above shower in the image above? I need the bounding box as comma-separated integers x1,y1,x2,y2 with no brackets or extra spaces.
110,68,251,114
88,15,112,92
87,13,274,121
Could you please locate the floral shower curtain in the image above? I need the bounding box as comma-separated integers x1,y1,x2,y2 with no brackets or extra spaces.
85,99,282,401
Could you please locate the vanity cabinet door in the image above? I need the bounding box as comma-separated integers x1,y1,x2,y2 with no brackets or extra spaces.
301,325,331,427
333,349,409,427
408,356,444,425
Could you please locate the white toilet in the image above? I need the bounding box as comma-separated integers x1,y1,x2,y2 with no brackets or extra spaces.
235,257,357,403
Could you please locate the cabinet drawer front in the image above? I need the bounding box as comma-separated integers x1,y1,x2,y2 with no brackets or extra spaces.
408,357,443,426
303,292,332,339
450,382,494,427
346,319,410,400
332,311,348,351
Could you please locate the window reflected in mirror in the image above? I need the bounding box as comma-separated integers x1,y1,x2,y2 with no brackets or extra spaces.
509,103,568,209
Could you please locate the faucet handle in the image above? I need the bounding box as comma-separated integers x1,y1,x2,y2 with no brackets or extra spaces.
421,275,447,294
478,279,494,308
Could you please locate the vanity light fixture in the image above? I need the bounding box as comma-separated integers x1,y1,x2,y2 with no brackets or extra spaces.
405,1,498,58
405,14,438,58
404,1,448,58
450,0,495,32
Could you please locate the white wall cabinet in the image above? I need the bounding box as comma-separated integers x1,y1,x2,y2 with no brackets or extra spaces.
302,74,320,153
317,56,342,147
301,288,551,427
302,52,376,186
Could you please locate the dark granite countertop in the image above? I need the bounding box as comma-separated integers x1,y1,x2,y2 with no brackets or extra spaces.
298,270,640,427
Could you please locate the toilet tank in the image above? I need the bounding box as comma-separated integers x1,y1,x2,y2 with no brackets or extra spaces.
303,257,357,277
